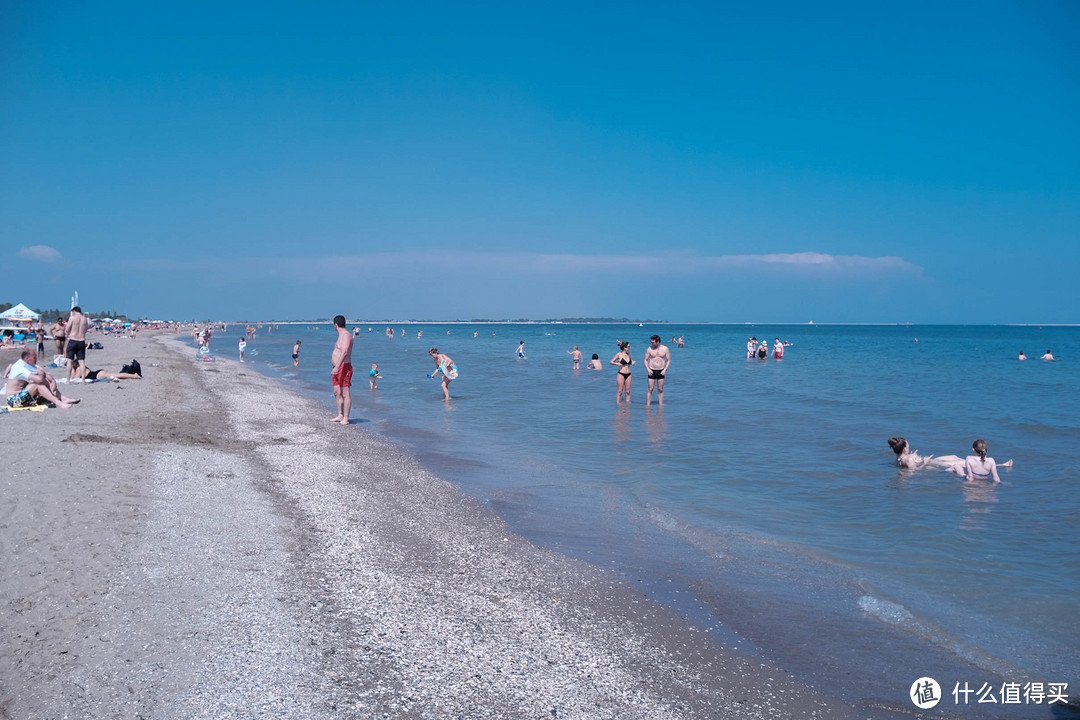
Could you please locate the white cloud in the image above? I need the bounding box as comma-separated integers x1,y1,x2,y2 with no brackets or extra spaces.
295,250,922,277
695,252,922,274
118,250,923,282
17,245,63,263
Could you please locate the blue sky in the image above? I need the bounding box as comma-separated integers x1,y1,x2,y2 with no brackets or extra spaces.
3,1,1077,322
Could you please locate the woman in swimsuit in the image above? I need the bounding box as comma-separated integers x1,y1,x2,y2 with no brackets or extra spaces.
888,437,955,470
958,439,1012,482
81,366,143,381
609,341,634,403
888,437,1011,479
428,347,457,400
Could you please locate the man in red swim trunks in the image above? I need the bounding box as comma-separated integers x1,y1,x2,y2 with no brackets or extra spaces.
330,314,353,425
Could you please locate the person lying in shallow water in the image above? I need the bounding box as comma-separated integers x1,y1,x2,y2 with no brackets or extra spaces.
888,437,1012,480
888,437,937,470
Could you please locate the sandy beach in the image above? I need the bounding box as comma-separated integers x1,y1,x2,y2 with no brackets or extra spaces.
0,332,865,719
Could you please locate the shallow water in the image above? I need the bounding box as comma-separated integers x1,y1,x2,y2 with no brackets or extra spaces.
207,323,1080,713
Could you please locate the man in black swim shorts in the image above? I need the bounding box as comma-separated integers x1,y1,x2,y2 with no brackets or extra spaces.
64,306,90,383
643,334,671,406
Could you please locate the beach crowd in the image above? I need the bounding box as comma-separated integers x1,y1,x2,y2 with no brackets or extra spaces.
2,307,163,412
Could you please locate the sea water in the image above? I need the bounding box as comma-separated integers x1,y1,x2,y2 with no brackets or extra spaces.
209,323,1079,714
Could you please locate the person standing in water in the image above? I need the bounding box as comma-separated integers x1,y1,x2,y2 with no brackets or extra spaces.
516,341,526,359
293,340,301,367
567,345,582,370
643,335,671,405
238,336,247,362
610,341,634,403
773,338,784,360
330,316,353,425
428,347,457,400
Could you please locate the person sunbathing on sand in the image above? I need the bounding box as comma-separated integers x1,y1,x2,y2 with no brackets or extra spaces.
4,348,79,409
79,365,143,382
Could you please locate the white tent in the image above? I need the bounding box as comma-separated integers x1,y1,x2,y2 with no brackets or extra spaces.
0,303,40,322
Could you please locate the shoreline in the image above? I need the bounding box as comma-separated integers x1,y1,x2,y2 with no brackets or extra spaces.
2,331,861,718
186,327,1079,719
180,326,1078,719
189,321,1080,327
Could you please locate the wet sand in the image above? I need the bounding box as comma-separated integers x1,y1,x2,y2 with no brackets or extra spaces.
1,332,859,719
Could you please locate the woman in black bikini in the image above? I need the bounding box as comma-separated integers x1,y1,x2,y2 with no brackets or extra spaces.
609,340,634,403
81,366,143,381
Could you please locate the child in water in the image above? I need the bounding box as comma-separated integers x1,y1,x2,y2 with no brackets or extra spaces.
369,363,382,390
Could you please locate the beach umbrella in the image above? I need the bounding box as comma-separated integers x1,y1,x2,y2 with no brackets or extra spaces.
0,303,41,322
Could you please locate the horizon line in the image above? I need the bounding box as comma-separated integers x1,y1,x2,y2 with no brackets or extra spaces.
205,320,1080,327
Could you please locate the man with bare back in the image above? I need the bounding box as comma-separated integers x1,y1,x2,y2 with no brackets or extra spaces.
65,306,90,383
330,315,353,425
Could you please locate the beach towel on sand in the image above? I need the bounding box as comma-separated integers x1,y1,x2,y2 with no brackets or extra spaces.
2,403,49,413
